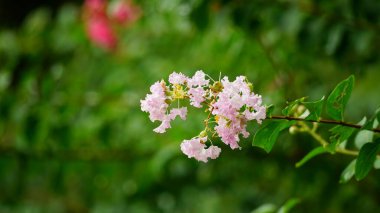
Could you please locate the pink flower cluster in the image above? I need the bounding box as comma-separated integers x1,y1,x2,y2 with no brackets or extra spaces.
141,71,266,162
83,0,141,51
212,76,266,149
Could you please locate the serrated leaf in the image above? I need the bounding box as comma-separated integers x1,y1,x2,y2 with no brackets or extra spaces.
340,159,356,183
277,198,301,213
303,96,325,121
329,125,355,145
266,105,275,118
282,97,305,116
296,146,328,168
253,120,295,153
326,75,354,121
355,139,380,180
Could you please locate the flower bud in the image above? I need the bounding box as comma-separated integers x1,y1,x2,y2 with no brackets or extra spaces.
247,82,253,91
199,130,208,137
165,99,172,105
211,81,223,93
297,105,306,115
289,125,298,134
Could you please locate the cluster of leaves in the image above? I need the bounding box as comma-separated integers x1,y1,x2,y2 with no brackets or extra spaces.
191,0,380,66
253,75,380,182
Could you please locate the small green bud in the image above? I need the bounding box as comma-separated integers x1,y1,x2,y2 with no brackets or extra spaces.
199,130,207,137
247,82,253,91
296,105,306,116
165,99,172,105
211,81,223,93
165,90,173,97
289,126,298,134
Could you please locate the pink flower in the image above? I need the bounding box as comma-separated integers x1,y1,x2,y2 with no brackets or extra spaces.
153,118,171,133
141,81,188,133
212,76,266,149
169,107,187,120
86,17,117,50
84,0,118,50
141,81,168,122
169,72,188,85
188,87,206,108
110,0,141,25
85,0,106,15
214,117,241,149
187,70,210,108
180,137,221,162
187,70,209,87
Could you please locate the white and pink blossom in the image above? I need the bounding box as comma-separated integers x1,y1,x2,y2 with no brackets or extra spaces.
141,81,188,133
180,137,221,162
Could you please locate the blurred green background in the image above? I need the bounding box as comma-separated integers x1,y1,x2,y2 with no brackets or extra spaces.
1,0,380,212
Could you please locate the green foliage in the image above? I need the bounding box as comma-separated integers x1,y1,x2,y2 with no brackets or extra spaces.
266,104,275,118
295,147,328,168
1,0,380,212
278,198,301,213
282,97,305,116
303,97,325,121
251,198,300,213
355,139,380,180
253,120,295,153
326,75,355,121
340,159,356,183
362,107,380,130
330,125,355,145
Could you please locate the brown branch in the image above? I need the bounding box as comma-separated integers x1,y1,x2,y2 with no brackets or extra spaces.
269,115,380,133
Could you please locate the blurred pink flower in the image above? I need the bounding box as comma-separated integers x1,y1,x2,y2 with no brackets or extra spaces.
85,0,106,15
84,0,117,50
83,0,141,51
86,17,117,50
110,0,141,25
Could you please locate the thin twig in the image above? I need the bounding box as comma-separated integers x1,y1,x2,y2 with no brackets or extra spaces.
295,119,380,159
269,115,380,133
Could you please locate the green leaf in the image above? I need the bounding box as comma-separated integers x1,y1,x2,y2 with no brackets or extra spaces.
355,139,380,180
340,159,356,183
374,159,380,170
329,125,355,145
303,96,325,121
353,117,374,149
266,104,275,118
362,107,380,130
355,129,374,149
282,97,305,116
253,120,295,153
326,75,354,121
278,198,301,213
295,146,328,168
252,204,277,213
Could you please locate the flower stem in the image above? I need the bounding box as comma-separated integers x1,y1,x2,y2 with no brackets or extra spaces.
297,120,380,159
298,122,328,147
